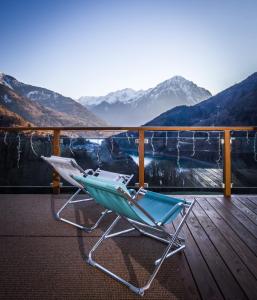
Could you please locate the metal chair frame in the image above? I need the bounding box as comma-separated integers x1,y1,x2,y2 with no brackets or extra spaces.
86,187,195,296
42,156,133,232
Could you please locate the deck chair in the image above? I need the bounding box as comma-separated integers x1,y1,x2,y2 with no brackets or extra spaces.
72,175,195,296
41,156,133,231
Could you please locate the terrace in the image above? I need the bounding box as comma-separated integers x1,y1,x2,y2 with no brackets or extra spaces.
1,126,257,299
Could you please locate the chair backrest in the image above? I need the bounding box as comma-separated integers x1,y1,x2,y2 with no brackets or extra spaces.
73,175,143,222
42,156,133,189
41,156,84,188
96,169,132,185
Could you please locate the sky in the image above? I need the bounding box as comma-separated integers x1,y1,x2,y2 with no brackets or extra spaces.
0,0,257,98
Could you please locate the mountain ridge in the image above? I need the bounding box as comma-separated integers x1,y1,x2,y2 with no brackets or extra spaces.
146,72,257,126
0,73,107,127
78,76,211,126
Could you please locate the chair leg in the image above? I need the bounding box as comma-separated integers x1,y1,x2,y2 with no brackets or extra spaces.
86,215,187,296
154,200,195,266
56,188,109,232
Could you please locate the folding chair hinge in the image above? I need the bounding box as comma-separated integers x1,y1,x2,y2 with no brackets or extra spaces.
135,182,148,188
135,138,149,144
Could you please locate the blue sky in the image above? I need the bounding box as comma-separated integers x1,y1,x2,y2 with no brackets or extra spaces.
0,0,257,98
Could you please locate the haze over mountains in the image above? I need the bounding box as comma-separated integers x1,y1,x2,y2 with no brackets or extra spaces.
1,72,256,129
0,73,107,127
78,76,212,126
147,72,257,126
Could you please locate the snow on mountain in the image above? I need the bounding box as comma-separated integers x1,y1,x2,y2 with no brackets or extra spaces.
145,76,209,105
146,72,257,126
79,88,145,106
78,76,211,125
0,73,15,90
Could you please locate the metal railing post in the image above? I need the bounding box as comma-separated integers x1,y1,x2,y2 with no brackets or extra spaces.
224,130,232,197
138,129,145,188
52,129,61,194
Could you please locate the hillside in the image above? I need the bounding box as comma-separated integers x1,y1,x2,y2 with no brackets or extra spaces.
146,73,257,126
0,105,33,127
0,73,107,127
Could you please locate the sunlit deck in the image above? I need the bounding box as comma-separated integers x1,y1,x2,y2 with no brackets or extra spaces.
1,194,257,299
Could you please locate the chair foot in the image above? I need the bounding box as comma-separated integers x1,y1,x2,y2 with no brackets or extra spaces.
129,286,144,296
57,216,97,232
86,256,145,296
87,257,96,267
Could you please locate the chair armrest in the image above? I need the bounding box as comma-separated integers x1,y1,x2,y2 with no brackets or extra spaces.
158,202,184,225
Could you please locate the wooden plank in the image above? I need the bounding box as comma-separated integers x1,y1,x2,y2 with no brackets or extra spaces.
193,169,221,187
205,197,257,255
193,201,257,299
215,197,257,239
177,252,201,300
243,198,257,214
224,130,231,197
230,196,257,225
176,220,223,300
204,169,223,183
198,198,257,280
245,196,257,207
189,170,208,187
138,129,145,187
169,222,201,300
186,205,246,299
190,170,210,187
52,129,61,194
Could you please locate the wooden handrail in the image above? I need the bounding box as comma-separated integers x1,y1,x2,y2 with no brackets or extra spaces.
0,126,256,131
1,125,256,197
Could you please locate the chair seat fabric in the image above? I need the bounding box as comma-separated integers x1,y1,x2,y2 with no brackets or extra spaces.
73,175,186,226
136,191,186,225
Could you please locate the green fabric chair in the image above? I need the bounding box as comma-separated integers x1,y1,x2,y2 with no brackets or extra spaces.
73,174,195,296
74,175,186,226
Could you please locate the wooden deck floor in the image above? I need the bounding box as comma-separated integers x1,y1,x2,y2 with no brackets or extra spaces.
0,194,257,299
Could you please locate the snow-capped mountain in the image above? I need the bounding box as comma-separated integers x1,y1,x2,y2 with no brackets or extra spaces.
78,76,211,126
146,72,257,126
0,73,107,127
79,88,145,106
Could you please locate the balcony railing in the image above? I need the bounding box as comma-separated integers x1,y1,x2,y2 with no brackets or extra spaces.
0,126,256,196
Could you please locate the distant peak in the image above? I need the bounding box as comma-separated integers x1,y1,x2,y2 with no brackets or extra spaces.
169,75,187,81
0,73,17,81
0,73,22,90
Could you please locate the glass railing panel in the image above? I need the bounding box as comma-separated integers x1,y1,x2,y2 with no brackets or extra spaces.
231,131,257,188
60,131,139,187
144,131,224,189
0,130,139,188
0,131,53,187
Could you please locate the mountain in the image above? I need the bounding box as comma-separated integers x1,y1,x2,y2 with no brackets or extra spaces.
0,105,33,127
79,88,145,106
0,73,107,127
146,72,257,126
78,76,211,126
